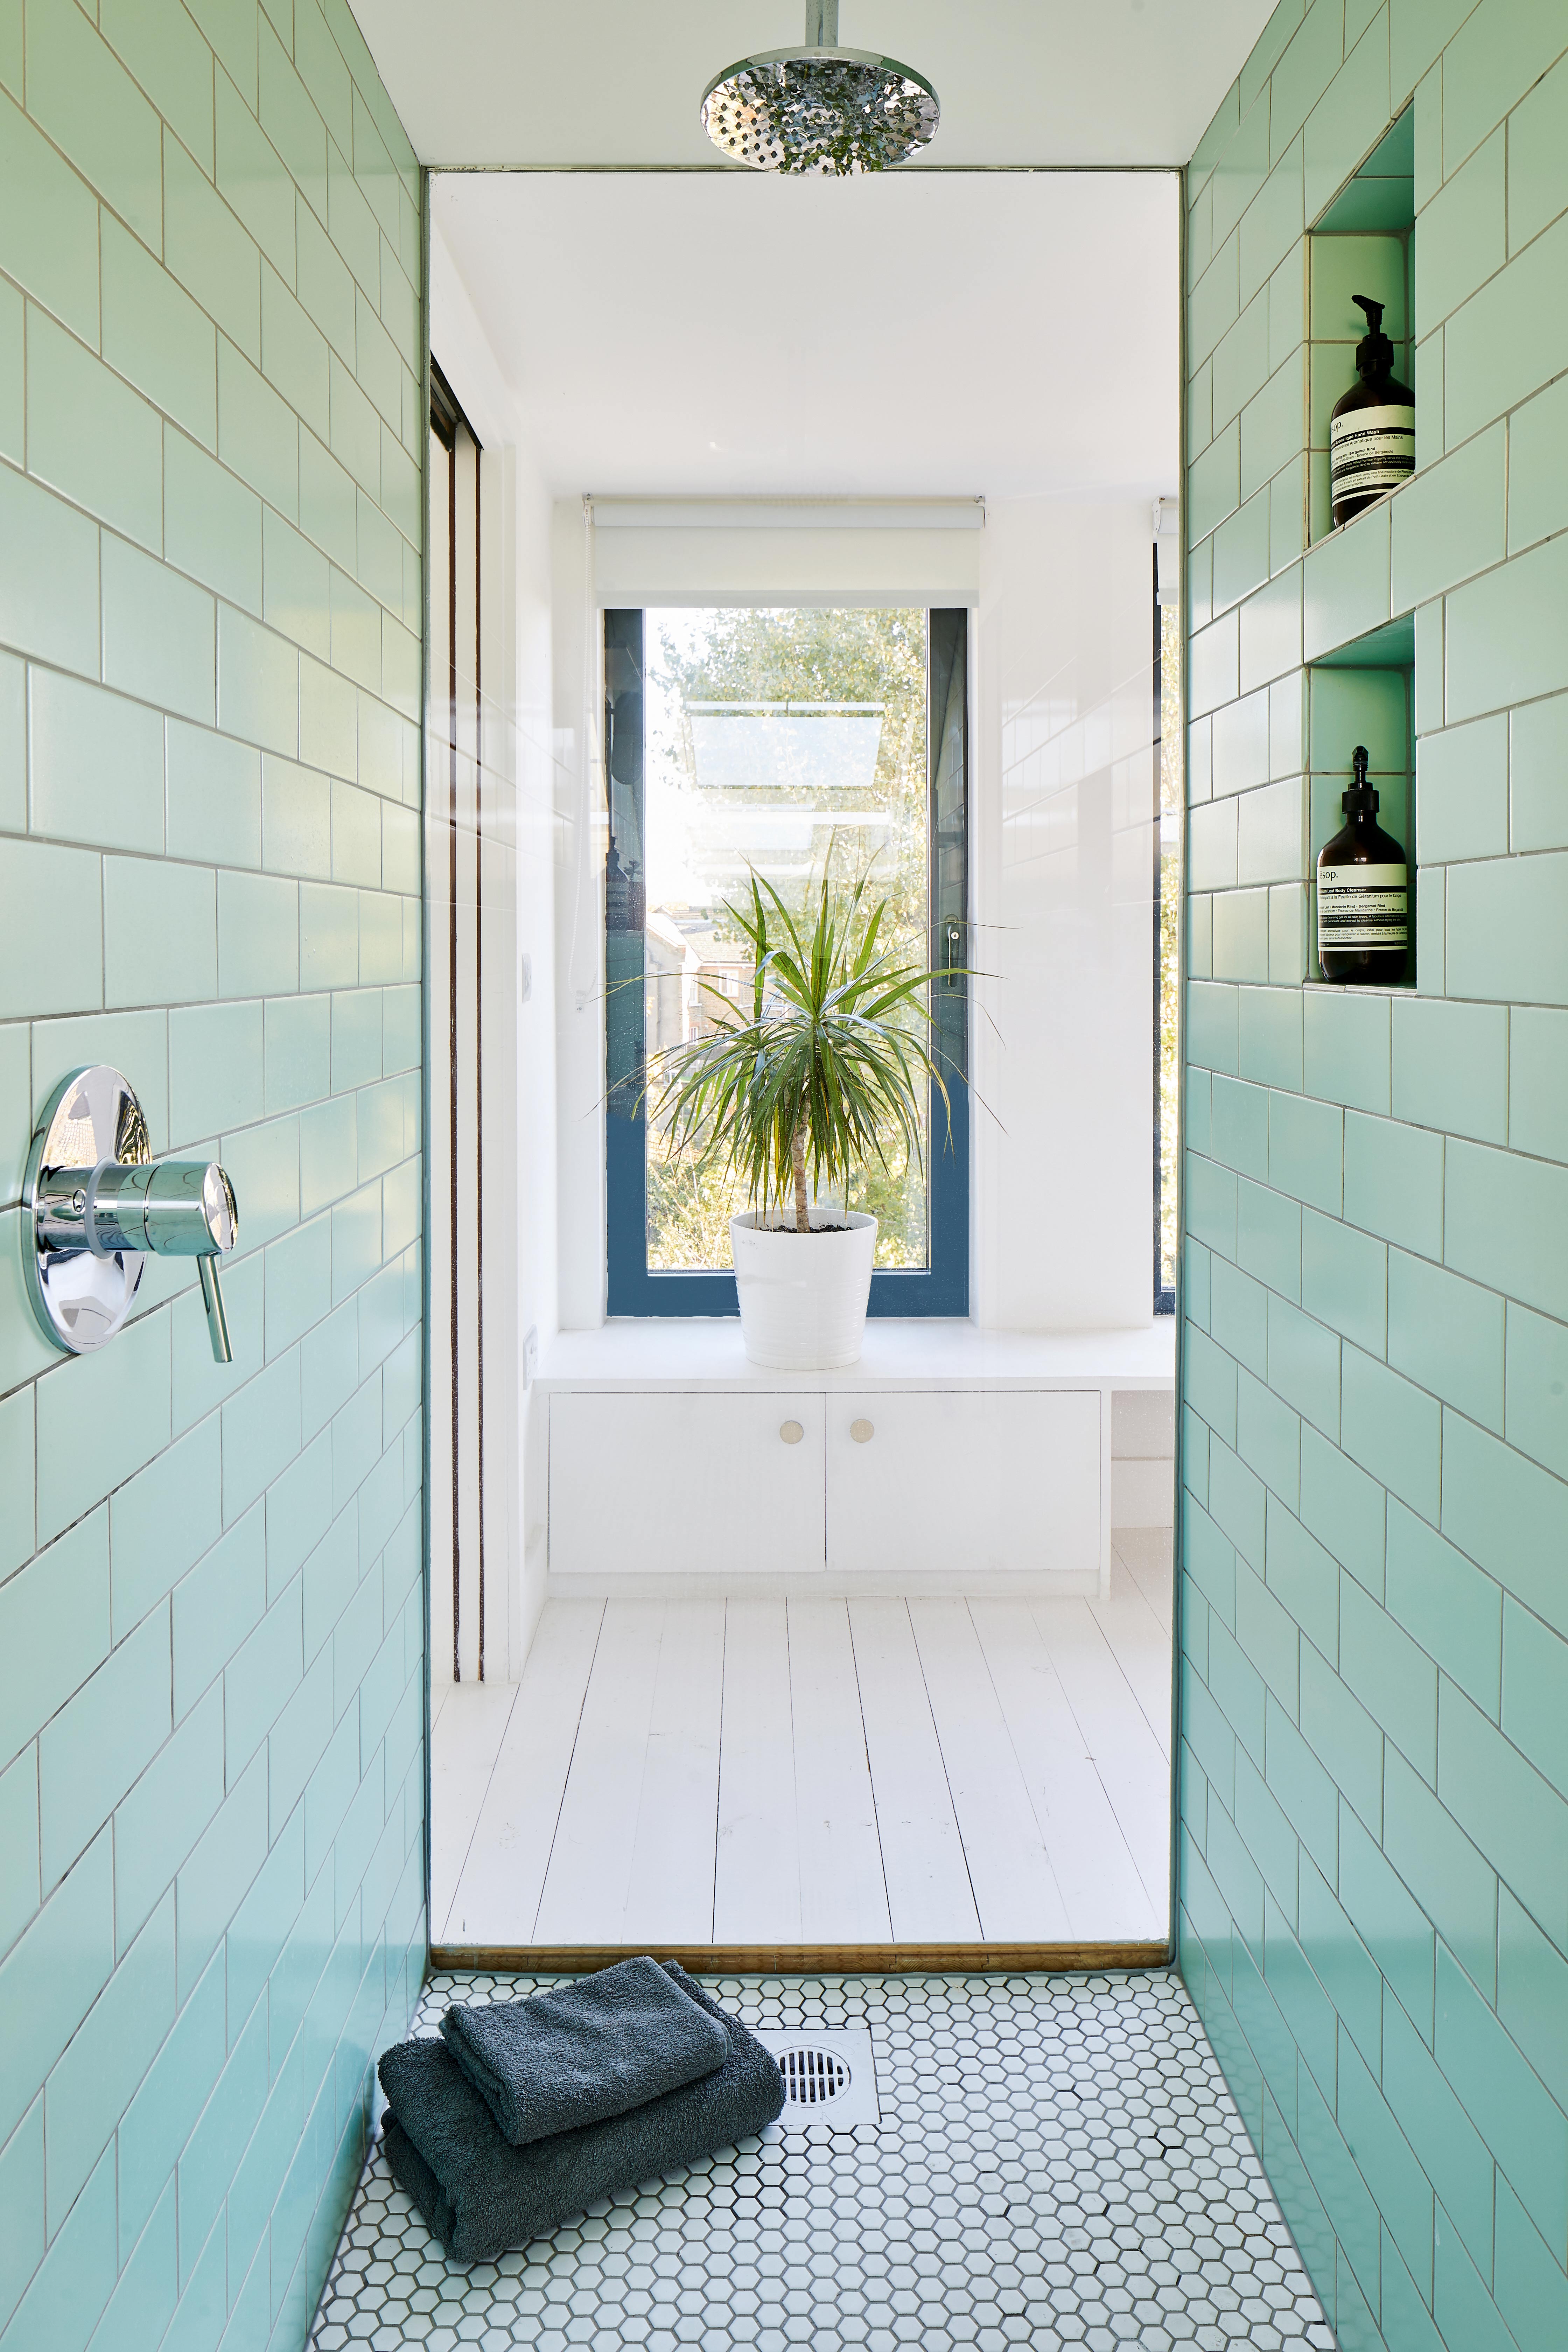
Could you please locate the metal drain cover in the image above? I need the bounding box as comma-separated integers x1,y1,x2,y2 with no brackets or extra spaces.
753,2026,879,2128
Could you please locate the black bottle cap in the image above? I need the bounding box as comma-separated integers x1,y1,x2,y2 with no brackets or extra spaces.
1353,295,1395,379
1343,743,1379,816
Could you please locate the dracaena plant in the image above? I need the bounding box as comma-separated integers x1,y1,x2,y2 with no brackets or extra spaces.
647,864,957,1235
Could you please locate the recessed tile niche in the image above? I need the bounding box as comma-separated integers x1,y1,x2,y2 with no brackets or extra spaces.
1306,615,1416,989
1306,109,1415,548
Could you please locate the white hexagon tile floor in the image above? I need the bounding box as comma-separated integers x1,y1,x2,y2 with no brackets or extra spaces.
309,1970,1335,2352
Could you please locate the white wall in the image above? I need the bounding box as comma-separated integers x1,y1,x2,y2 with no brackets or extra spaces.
430,229,562,1672
551,502,1160,1338
973,499,1159,1330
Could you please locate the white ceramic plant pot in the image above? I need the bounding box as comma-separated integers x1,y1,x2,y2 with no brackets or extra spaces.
729,1210,878,1370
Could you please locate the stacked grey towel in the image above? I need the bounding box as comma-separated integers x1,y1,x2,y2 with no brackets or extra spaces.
377,1957,785,2262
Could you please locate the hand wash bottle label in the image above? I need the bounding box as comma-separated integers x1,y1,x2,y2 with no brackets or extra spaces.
1330,296,1415,527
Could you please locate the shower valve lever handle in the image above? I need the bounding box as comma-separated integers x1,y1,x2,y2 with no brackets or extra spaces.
24,1068,240,1364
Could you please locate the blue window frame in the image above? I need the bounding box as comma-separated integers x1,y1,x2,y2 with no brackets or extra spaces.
604,607,970,1318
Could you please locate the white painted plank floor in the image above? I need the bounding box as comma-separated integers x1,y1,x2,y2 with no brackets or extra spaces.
433,1532,1173,1948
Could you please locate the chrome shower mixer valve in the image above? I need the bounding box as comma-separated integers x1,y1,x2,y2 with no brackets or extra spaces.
24,1064,240,1363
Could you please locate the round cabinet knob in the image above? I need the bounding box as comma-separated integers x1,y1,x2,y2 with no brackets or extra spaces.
850,1418,875,1444
779,1420,804,1445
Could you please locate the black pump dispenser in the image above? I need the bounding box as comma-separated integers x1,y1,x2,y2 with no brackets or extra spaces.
1316,744,1408,983
1352,295,1395,377
1330,294,1415,527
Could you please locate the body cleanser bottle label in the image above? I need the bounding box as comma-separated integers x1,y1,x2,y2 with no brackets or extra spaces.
1317,861,1408,953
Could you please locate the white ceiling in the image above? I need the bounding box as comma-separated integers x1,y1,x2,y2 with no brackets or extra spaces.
433,170,1180,501
352,0,1277,169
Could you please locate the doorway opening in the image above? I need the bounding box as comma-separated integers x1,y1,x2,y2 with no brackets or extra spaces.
422,167,1181,1965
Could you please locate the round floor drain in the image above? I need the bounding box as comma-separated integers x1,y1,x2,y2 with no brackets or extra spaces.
777,2045,853,2107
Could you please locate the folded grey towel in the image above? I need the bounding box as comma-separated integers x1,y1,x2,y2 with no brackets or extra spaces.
438,1953,730,2143
379,1966,784,2262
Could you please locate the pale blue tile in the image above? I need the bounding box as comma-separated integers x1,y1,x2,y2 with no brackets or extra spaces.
330,988,381,1093
1342,1343,1441,1520
1446,1137,1568,1323
102,540,216,731
1415,712,1508,864
84,2170,176,2351
1385,1500,1502,1720
0,652,23,835
224,1583,302,1785
299,1092,357,1220
1440,1682,1568,1967
1268,1088,1343,1212
0,1746,40,1959
1267,1292,1340,1440
0,1508,110,1760
1302,989,1390,1114
1391,995,1506,1144
1509,691,1568,854
0,1829,114,2150
264,992,331,1114
0,2096,44,2338
1301,1208,1386,1356
164,424,263,615
1497,1886,1568,2119
221,1346,302,1524
111,1684,223,1956
1238,1178,1302,1302
217,604,299,758
4,2140,115,2352
0,1381,35,1582
104,858,216,1008
1502,1598,1568,1808
218,869,299,999
165,720,260,870
115,1948,224,2262
110,1420,223,1644
1505,1300,1568,1485
25,305,162,554
35,1307,170,1546
1436,1944,1568,2255
38,1608,172,1893
175,1750,267,2003
176,1991,267,2275
44,1892,174,2228
1446,531,1568,726
0,838,104,1021
1300,1423,1386,1598
1388,1250,1503,1431
1342,1110,1443,1259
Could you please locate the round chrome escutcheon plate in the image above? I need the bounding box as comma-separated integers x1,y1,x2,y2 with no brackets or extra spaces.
24,1064,150,1354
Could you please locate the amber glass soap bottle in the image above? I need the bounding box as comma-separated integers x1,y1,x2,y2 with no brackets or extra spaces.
1316,746,1408,983
1330,296,1415,528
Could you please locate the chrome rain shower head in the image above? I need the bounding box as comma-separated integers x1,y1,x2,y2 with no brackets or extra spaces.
701,0,940,176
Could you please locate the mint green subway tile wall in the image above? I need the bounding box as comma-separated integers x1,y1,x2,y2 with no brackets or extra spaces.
1182,4,1568,2349
0,6,425,2350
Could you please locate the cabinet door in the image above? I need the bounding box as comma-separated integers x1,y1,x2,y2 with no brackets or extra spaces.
549,1392,825,1578
825,1390,1101,1583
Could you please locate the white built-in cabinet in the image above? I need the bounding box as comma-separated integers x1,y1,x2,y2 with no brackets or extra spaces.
548,1386,1101,1591
537,1325,1174,1600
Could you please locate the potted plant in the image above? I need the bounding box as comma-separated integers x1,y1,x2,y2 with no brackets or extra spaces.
649,866,957,1368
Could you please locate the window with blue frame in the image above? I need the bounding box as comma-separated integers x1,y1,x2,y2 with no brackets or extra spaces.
605,606,969,1317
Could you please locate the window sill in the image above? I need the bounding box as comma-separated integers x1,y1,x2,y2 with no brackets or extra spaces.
536,1318,1176,1395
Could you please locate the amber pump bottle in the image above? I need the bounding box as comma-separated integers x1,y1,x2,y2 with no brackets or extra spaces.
1316,747,1408,983
1330,296,1415,527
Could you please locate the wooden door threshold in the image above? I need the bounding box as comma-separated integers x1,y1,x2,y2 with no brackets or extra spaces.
428,1941,1172,1975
